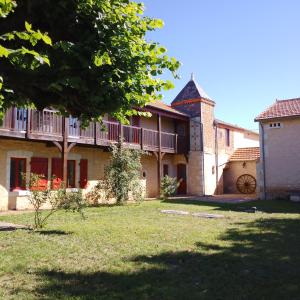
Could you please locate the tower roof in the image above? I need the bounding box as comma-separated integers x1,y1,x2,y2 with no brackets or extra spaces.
171,77,212,105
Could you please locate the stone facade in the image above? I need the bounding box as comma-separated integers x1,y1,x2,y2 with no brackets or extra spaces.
223,160,257,194
0,78,261,210
257,118,300,199
172,79,259,196
0,138,188,210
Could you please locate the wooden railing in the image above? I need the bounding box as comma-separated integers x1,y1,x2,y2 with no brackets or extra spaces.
0,108,188,153
30,109,63,136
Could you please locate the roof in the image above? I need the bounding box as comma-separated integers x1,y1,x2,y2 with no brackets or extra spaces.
146,101,189,117
171,78,213,105
215,119,259,136
230,147,260,162
255,98,300,121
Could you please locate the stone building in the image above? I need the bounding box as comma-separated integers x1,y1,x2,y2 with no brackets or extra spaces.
255,98,300,199
0,77,259,210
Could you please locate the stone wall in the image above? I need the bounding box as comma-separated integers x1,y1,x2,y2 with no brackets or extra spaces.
223,160,257,194
0,139,188,210
259,118,300,199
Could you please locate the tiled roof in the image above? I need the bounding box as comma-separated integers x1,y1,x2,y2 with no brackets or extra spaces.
171,79,212,105
215,119,259,136
255,98,300,121
230,147,260,162
146,101,189,117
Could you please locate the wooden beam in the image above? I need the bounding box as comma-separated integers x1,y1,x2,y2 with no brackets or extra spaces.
140,128,144,150
25,109,31,139
67,142,77,153
62,117,69,187
52,141,62,152
157,114,162,197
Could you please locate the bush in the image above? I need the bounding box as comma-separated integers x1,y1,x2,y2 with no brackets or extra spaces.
102,140,145,204
160,175,178,199
26,173,86,229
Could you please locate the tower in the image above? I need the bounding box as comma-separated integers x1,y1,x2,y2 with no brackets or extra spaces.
171,75,216,195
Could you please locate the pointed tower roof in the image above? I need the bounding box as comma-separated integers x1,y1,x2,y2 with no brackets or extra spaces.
171,75,213,106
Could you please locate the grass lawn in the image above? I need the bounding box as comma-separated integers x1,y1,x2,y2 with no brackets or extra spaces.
1,199,300,300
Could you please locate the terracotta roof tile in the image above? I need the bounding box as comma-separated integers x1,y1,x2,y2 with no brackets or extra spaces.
215,119,259,135
230,147,260,162
146,101,189,117
255,98,300,121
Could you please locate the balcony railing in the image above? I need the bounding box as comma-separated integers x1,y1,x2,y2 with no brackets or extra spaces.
0,108,188,154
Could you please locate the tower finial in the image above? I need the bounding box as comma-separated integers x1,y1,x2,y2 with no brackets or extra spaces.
190,72,195,81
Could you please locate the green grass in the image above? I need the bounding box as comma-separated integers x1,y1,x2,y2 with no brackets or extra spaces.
1,199,300,299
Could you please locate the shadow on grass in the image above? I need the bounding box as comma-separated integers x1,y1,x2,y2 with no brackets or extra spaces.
163,198,300,214
31,217,300,299
35,230,73,236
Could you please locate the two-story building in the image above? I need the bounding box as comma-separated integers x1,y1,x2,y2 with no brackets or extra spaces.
255,98,300,200
0,76,259,210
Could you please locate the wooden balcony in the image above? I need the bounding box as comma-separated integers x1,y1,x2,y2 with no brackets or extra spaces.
0,108,188,154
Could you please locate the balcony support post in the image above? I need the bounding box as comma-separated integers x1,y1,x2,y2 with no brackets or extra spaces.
25,109,31,139
157,114,162,197
62,117,69,188
140,128,144,150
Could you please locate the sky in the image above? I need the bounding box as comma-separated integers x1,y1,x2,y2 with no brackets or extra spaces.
142,0,300,131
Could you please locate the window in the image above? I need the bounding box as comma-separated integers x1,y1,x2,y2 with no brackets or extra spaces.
269,122,281,129
30,157,48,190
225,128,230,146
10,158,26,190
163,164,169,177
51,158,77,189
79,159,88,189
67,160,76,188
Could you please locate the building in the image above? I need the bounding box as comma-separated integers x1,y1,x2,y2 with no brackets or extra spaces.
255,98,300,199
0,77,259,210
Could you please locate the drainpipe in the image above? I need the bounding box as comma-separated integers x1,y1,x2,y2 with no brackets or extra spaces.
260,122,267,200
200,122,205,196
214,122,219,194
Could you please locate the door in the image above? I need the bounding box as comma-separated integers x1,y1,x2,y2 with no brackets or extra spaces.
177,164,187,195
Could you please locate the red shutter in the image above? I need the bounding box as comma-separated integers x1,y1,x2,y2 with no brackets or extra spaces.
51,158,62,190
80,159,88,189
30,157,48,190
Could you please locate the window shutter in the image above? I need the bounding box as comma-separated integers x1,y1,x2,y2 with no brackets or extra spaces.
80,159,88,189
51,158,62,189
31,157,48,190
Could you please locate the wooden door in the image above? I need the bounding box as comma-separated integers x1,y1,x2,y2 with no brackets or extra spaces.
177,164,187,195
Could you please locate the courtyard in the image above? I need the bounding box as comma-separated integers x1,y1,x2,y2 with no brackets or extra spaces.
1,199,300,299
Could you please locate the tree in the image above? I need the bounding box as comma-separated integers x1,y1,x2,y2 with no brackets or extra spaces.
25,173,85,229
0,0,52,120
0,0,180,124
103,141,144,204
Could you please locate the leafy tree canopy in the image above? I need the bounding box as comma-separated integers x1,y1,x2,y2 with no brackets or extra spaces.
0,0,180,124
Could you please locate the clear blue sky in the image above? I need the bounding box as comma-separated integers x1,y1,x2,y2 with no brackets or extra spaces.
143,0,300,131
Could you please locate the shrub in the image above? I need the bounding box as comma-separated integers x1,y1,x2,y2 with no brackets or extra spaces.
26,173,86,229
103,140,145,204
160,175,178,199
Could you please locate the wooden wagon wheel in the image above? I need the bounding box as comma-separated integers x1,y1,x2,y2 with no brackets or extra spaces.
236,174,256,194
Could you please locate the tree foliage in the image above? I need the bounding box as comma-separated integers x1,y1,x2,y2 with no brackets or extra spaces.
103,141,144,204
26,173,86,229
0,0,180,124
0,0,52,120
160,175,179,199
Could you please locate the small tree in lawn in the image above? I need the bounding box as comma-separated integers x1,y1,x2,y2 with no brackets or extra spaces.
160,175,179,199
26,173,86,229
104,140,144,204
